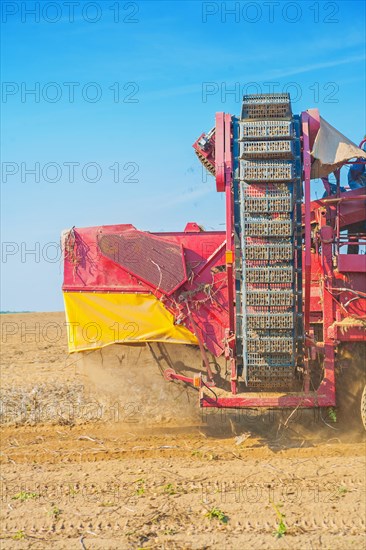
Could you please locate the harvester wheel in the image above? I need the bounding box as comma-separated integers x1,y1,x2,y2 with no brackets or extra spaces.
361,384,366,431
336,343,366,433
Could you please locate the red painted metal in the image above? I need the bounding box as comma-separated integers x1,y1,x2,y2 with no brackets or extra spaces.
318,206,337,407
164,368,200,387
215,113,225,193
333,324,366,342
223,113,237,395
184,222,203,232
338,254,366,273
301,112,312,393
224,113,234,334
201,391,334,409
301,112,312,335
310,188,366,227
192,130,216,176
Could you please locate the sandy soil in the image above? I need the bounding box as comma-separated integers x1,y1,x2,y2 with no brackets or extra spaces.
1,312,365,549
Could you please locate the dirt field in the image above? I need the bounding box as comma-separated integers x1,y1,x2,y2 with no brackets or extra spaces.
1,312,365,549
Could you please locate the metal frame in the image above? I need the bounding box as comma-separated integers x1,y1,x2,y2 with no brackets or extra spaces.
64,104,365,412
199,109,362,409
215,112,237,394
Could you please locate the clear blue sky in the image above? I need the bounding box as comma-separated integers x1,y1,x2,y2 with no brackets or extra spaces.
1,0,365,311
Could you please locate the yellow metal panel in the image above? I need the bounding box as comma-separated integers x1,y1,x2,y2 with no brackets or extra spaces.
225,250,233,264
63,292,198,353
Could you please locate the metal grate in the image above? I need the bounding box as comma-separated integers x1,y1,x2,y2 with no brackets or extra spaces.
247,353,293,367
98,231,186,295
248,366,294,386
244,218,293,237
241,93,292,120
242,182,292,197
243,195,293,212
239,120,293,140
247,313,294,330
246,336,294,354
246,290,294,307
245,243,293,261
240,160,295,182
245,266,293,283
240,140,295,160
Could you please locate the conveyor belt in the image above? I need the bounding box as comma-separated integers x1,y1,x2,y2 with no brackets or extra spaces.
235,93,302,388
